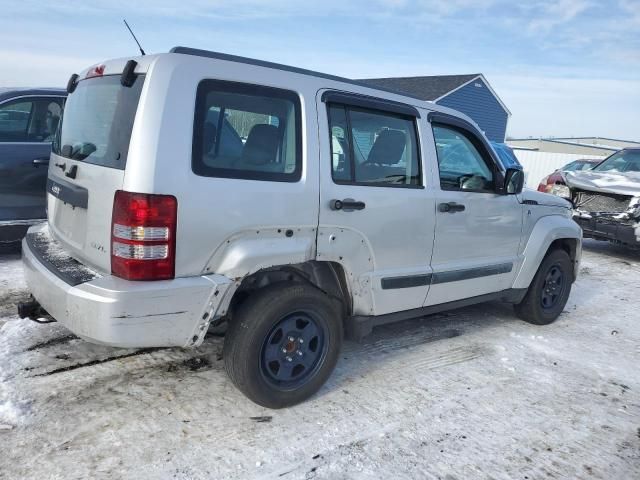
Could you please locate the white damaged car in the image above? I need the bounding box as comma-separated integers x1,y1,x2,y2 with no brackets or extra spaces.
554,148,640,248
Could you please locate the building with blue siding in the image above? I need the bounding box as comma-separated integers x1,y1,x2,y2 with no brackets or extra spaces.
361,74,511,142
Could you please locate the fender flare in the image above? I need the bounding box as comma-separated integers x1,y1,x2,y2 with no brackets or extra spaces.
203,226,317,280
512,215,582,289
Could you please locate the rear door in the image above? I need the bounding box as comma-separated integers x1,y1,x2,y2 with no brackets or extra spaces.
0,95,64,223
424,119,523,306
47,73,145,272
316,91,436,316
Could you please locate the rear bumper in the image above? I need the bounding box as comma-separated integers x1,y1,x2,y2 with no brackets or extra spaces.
574,214,640,247
22,225,233,348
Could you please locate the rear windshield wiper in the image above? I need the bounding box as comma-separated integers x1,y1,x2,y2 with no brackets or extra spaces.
61,143,97,161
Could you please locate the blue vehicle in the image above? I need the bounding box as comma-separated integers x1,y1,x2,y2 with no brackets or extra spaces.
0,88,66,244
490,141,522,170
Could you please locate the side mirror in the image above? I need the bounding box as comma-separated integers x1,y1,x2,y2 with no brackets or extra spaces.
504,167,524,194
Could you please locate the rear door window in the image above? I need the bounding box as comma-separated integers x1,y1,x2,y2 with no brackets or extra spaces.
192,80,302,182
53,75,145,169
0,100,32,141
0,97,64,143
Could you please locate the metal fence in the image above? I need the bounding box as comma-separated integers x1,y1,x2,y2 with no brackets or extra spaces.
511,149,606,189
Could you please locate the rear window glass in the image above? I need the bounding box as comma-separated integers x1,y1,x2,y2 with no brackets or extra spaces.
53,75,144,169
192,80,302,182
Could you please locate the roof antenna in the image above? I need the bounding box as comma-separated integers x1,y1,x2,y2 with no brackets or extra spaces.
123,19,146,56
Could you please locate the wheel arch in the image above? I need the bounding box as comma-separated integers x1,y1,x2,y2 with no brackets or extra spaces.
222,260,352,326
548,237,579,280
512,214,582,289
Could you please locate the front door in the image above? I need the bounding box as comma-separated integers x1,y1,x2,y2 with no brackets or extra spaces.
425,122,523,306
316,91,436,316
0,96,64,223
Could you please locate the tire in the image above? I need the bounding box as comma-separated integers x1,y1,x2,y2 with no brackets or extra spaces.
514,249,573,325
223,282,343,408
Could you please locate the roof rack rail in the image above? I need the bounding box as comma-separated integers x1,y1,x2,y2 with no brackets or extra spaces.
169,46,424,102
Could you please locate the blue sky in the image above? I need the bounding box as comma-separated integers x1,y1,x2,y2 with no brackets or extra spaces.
1,0,638,139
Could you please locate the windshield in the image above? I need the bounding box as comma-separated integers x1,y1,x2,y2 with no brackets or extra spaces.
593,150,640,173
564,160,597,171
53,74,145,169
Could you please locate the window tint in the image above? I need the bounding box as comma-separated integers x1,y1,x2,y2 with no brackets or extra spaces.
54,75,144,169
433,125,495,192
328,104,421,187
193,80,301,182
0,100,33,141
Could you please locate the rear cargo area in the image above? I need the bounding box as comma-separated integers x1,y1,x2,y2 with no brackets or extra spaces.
46,72,145,273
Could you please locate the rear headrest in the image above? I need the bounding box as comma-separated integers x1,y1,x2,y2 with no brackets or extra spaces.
366,129,406,166
241,124,279,165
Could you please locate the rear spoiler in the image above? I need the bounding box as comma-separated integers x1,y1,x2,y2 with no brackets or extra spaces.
65,59,138,93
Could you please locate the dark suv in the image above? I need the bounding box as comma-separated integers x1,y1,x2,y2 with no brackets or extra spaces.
0,88,66,244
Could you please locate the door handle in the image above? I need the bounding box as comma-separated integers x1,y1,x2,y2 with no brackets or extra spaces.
438,202,466,213
32,158,49,167
330,198,366,211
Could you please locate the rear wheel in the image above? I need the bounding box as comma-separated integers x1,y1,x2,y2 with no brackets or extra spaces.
515,249,573,325
223,282,343,408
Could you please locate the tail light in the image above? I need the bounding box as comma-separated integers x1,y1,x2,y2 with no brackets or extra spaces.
111,190,177,281
537,175,550,192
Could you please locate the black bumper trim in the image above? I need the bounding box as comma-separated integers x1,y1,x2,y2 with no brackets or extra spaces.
575,216,640,246
25,232,99,286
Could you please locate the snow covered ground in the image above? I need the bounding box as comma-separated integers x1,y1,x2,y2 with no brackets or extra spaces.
0,241,638,479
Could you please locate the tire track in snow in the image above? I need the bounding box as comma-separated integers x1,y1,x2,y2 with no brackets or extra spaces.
24,334,77,352
344,328,462,357
28,347,166,377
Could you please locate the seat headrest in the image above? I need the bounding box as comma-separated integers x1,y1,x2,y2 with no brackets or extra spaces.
241,124,279,165
366,130,406,166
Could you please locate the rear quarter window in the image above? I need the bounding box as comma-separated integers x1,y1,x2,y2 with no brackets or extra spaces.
192,80,302,182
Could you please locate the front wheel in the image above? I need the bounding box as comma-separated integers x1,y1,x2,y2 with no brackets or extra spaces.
223,282,343,408
514,249,573,325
